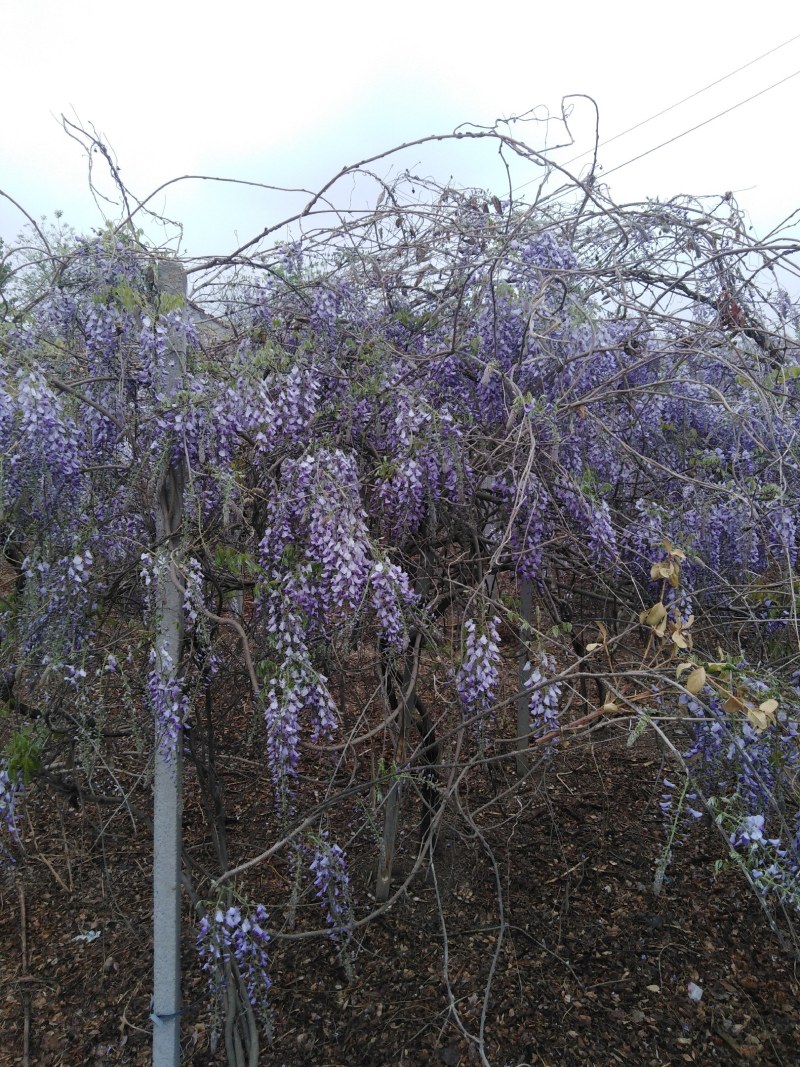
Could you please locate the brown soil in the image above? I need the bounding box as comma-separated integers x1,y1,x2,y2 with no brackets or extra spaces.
2,717,799,1067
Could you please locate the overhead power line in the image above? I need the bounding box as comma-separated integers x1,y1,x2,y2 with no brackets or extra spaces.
601,65,800,179
563,29,800,170
512,29,800,197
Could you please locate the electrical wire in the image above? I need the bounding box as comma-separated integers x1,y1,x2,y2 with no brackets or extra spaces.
600,65,800,179
512,29,800,197
562,30,800,169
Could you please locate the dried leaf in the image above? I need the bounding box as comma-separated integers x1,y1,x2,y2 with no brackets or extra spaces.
686,667,706,694
723,694,747,714
745,698,778,732
746,707,770,732
640,602,667,628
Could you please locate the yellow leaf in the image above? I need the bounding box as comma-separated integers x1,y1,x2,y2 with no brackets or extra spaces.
722,694,747,714
650,561,673,582
671,632,689,649
686,667,706,695
601,702,620,714
641,602,667,627
759,698,778,716
585,643,602,652
676,662,694,678
746,708,770,732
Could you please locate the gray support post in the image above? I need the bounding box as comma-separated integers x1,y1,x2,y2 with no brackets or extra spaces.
516,579,533,776
152,260,187,1067
375,779,401,902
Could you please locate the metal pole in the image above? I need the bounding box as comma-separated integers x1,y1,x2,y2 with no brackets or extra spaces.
516,579,532,776
151,259,187,1067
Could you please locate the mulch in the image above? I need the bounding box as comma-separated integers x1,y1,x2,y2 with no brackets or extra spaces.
2,718,799,1066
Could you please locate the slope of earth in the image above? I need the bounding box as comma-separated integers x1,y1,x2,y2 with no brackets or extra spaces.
1,722,799,1066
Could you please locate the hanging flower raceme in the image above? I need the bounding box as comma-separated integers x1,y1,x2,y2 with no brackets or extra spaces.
197,902,271,1020
309,835,354,948
370,560,417,653
586,499,620,569
259,448,371,622
182,556,205,628
508,472,550,581
147,648,190,759
525,652,562,740
456,616,501,723
259,588,339,802
0,765,22,863
6,370,84,517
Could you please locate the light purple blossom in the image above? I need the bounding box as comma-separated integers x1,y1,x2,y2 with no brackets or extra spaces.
370,560,417,653
0,766,22,847
309,836,353,945
147,649,190,759
456,616,501,722
525,652,562,738
197,901,271,1013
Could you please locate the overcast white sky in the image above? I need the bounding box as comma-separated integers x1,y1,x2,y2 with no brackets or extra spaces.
2,1,799,259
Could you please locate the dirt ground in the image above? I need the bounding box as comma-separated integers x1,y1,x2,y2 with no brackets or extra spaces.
2,716,800,1066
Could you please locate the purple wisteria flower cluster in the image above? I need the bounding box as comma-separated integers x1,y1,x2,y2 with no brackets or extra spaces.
456,616,501,725
259,589,338,800
505,472,550,581
139,310,198,394
369,560,417,653
727,811,797,899
197,902,271,1017
259,448,371,618
3,370,83,520
524,652,562,740
16,543,98,671
0,766,22,862
182,556,205,628
309,835,354,948
660,687,800,911
146,649,190,759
